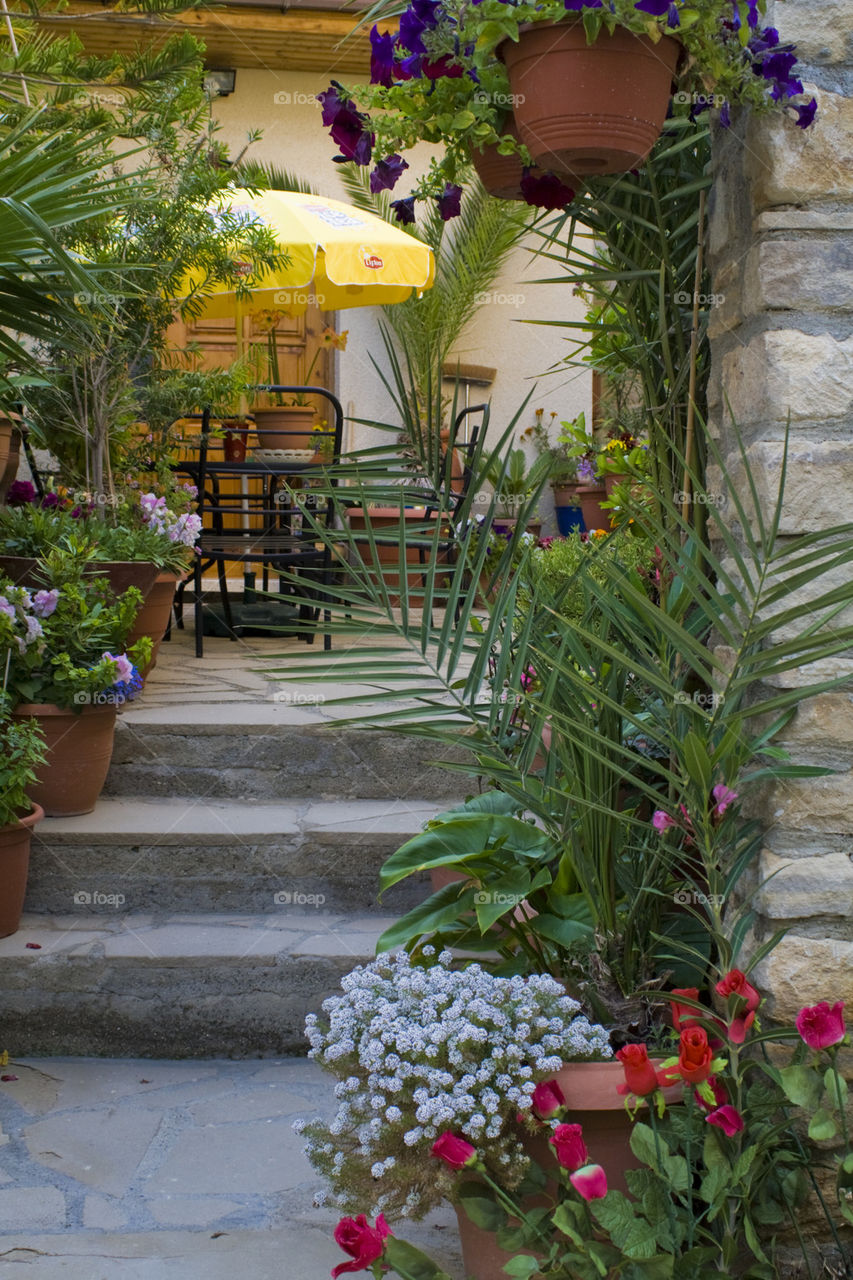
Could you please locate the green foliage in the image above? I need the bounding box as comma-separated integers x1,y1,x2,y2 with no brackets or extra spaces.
0,705,46,825
524,530,654,626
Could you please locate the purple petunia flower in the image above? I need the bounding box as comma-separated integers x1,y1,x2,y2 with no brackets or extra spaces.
370,26,397,87
330,102,373,160
793,96,817,128
421,55,464,80
370,154,409,193
397,53,423,79
104,651,134,685
519,168,575,211
6,480,36,506
760,49,802,99
437,183,462,220
634,0,669,14
31,589,60,619
318,84,346,128
40,492,62,509
390,195,417,225
399,8,428,54
564,0,602,9
719,101,731,128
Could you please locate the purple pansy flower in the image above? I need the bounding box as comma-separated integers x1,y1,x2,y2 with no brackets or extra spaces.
437,183,462,220
390,195,417,225
519,168,575,211
370,154,409,193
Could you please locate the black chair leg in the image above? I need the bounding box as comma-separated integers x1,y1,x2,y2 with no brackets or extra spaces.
194,558,204,658
217,560,236,639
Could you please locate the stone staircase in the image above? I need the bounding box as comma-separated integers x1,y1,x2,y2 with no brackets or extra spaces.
0,636,467,1057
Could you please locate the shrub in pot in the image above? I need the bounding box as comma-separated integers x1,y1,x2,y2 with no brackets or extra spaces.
0,702,46,937
0,558,151,816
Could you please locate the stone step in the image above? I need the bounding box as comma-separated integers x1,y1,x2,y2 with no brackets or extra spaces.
0,912,389,1057
105,707,469,801
27,797,439,915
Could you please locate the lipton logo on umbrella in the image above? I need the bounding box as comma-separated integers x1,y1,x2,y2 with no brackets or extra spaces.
362,249,384,270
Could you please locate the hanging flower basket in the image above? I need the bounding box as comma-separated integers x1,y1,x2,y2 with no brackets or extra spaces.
500,21,682,181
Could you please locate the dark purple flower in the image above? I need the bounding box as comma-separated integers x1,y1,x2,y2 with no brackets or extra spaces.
745,0,760,27
370,26,397,87
40,492,62,509
422,55,464,79
351,131,375,167
329,101,374,164
760,50,802,98
634,0,669,14
398,53,423,79
666,2,680,25
520,168,575,211
6,480,36,506
399,8,428,53
437,183,462,220
318,84,346,128
370,154,409,193
390,195,417,225
793,96,817,129
564,0,602,8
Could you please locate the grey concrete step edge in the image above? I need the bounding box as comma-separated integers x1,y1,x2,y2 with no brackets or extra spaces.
0,913,387,1057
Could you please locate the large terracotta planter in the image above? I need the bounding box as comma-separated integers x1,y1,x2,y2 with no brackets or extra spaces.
252,405,316,450
125,571,179,678
12,703,118,817
603,471,630,497
455,1059,682,1279
577,483,610,532
0,804,44,937
0,414,14,481
501,22,681,181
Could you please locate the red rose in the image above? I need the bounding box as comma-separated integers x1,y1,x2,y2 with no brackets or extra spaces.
715,969,761,1044
669,987,700,1030
616,1043,659,1096
549,1123,588,1172
705,1105,744,1137
332,1213,391,1278
796,1001,846,1050
676,1026,713,1085
532,1079,566,1121
569,1164,608,1201
431,1133,477,1170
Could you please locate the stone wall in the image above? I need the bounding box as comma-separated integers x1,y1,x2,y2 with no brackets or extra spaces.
707,0,853,1023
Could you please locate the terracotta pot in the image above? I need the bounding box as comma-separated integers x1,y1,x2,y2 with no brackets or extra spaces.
252,404,316,450
346,506,449,609
0,555,159,599
551,482,582,507
471,122,526,200
603,471,630,497
501,22,681,181
0,803,44,937
0,425,21,502
454,1058,682,1279
124,571,179,678
0,415,13,481
576,483,610,532
12,703,118,817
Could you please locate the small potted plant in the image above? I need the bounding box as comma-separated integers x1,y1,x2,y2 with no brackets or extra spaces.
319,0,816,221
250,312,347,450
0,697,46,938
1,559,151,816
522,408,583,535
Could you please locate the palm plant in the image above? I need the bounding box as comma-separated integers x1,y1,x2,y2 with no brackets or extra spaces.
268,418,853,1035
532,115,713,517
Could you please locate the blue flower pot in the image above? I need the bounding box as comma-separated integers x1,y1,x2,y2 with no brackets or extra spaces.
556,504,585,536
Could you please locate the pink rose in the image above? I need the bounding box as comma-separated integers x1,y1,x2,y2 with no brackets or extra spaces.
796,1001,846,1050
431,1133,477,1170
532,1079,565,1121
332,1213,391,1278
715,969,761,1044
549,1123,588,1172
693,1075,728,1112
705,1105,744,1137
569,1164,608,1201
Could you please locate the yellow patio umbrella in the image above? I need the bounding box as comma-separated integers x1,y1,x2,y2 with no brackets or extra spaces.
186,188,435,320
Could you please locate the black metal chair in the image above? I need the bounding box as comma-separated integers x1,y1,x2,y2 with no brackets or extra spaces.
173,387,343,657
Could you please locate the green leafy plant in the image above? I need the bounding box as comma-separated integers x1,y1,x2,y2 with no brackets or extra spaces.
0,702,46,826
520,408,579,487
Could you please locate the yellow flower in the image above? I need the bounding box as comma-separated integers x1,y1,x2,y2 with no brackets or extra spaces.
604,439,627,453
320,327,348,351
592,528,607,538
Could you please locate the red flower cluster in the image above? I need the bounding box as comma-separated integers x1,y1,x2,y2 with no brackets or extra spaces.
332,1213,391,1278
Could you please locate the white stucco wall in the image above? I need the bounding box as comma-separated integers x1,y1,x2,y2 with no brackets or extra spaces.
211,68,590,520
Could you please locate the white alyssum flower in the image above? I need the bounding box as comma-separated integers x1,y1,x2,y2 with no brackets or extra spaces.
302,949,610,1221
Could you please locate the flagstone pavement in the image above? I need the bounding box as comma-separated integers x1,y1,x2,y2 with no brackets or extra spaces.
0,1057,462,1279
